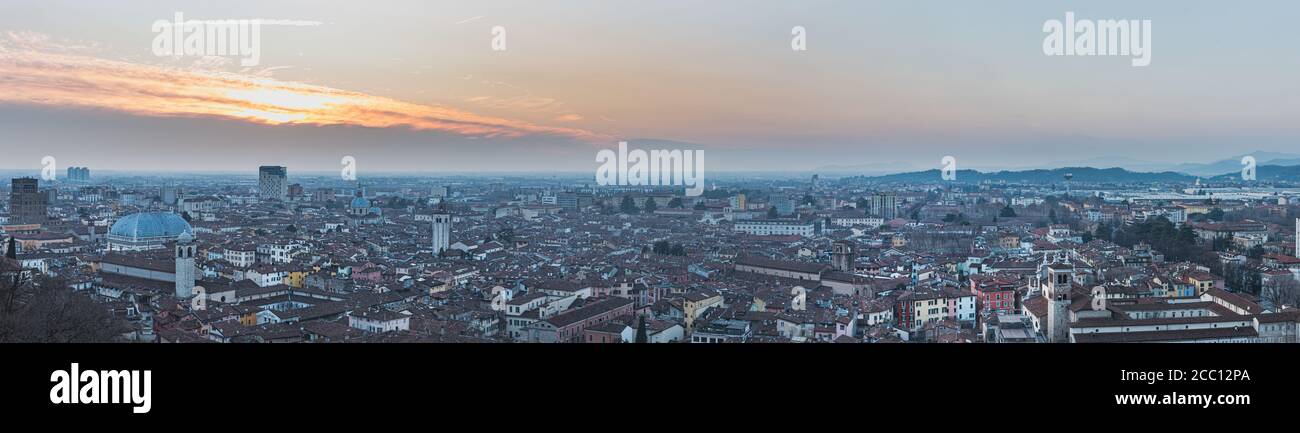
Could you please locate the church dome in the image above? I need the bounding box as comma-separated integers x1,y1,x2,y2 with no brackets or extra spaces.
109,212,193,242
350,197,371,209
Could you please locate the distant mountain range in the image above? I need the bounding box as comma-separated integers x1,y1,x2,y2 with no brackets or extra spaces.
1207,164,1300,182
812,161,921,176
826,150,1300,182
1164,152,1300,177
1035,151,1300,176
849,167,1198,184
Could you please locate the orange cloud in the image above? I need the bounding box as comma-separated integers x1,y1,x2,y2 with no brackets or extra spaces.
0,31,607,142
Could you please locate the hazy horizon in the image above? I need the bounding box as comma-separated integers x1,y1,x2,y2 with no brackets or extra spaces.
2,1,1298,172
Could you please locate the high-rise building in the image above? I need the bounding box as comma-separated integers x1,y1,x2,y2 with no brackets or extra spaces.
160,185,180,206
772,195,795,216
431,204,451,255
312,188,335,203
556,191,592,211
258,166,288,201
287,183,304,200
9,178,48,224
66,167,90,182
868,192,898,220
730,193,746,210
175,232,196,299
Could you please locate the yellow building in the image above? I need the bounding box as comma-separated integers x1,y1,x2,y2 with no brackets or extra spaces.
1186,272,1221,296
683,291,723,333
285,270,308,288
891,235,907,248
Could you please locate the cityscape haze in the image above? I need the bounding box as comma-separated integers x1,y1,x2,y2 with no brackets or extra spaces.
2,1,1299,348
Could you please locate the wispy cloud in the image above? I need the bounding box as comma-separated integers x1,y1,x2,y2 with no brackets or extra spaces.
177,19,325,26
461,78,589,126
0,31,605,141
454,16,485,25
248,19,325,26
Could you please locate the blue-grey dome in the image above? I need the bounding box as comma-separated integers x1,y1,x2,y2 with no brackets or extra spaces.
350,197,371,208
109,212,193,239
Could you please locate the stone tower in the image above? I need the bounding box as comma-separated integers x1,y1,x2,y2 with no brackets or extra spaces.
431,202,451,255
831,240,855,272
1045,262,1073,343
175,231,196,299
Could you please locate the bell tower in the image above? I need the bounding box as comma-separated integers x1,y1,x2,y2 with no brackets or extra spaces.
431,201,451,255
175,231,196,299
1045,263,1073,343
831,240,855,272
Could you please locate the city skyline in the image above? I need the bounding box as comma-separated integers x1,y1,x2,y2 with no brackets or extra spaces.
6,2,1299,422
2,1,1298,172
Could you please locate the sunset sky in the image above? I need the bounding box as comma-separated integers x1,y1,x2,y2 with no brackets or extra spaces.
1,0,1297,173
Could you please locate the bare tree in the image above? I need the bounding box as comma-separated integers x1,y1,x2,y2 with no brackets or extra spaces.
0,271,132,343
1260,277,1300,311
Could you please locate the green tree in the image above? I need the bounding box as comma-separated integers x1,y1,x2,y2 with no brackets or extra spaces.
1094,222,1112,242
1207,208,1225,221
668,197,683,208
496,227,515,244
643,197,658,213
635,315,648,343
620,196,639,214
999,205,1017,218
652,240,670,255
767,206,779,218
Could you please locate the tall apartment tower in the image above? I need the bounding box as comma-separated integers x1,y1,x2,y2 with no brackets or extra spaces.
730,193,746,210
66,167,90,182
431,203,451,255
869,192,898,220
175,232,196,299
9,177,48,224
258,166,288,201
831,240,855,272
